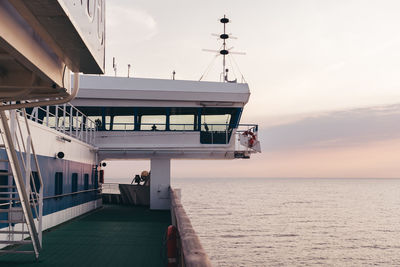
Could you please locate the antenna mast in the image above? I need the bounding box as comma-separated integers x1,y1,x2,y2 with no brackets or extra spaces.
220,15,229,82
201,15,245,82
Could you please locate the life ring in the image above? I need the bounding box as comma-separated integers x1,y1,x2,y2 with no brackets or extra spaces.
242,131,257,147
166,225,178,267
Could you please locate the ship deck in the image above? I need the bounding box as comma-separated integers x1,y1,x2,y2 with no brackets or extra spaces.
0,205,171,266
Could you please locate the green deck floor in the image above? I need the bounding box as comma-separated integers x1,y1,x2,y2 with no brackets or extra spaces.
0,205,171,266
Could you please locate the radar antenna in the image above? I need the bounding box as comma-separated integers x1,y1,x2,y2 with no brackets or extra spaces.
201,15,246,82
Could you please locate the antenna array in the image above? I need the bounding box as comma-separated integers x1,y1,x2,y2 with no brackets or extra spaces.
202,15,246,82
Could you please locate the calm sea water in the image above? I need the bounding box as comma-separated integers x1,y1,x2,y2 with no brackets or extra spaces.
172,178,400,267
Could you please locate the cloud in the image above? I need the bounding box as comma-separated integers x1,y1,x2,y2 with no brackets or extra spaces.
259,104,400,152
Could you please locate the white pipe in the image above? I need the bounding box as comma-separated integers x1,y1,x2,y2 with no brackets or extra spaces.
0,72,80,110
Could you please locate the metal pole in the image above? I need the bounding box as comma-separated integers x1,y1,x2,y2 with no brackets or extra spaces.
69,106,73,136
45,106,49,127
55,105,59,130
63,104,66,133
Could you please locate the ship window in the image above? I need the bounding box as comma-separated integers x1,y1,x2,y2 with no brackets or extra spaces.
55,172,63,195
113,116,135,130
88,116,102,129
201,114,231,131
105,116,111,130
30,172,41,193
84,174,89,190
91,172,96,188
141,115,166,130
71,173,78,193
170,115,195,131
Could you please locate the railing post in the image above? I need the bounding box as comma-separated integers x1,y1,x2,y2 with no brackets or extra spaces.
85,120,88,143
45,106,49,127
89,122,93,144
25,135,31,193
55,105,59,130
63,104,66,133
69,106,73,136
75,109,79,138
226,125,228,144
80,113,84,140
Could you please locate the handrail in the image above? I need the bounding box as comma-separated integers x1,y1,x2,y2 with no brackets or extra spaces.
0,189,99,208
170,188,212,267
234,124,260,152
24,103,97,145
43,188,100,200
0,108,42,258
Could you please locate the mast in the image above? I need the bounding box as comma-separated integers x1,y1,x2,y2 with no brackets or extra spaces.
200,15,245,82
220,15,230,82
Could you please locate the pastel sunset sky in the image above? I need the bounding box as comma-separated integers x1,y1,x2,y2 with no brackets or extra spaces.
103,0,400,179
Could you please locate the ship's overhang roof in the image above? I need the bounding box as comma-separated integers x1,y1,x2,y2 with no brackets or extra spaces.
73,75,250,107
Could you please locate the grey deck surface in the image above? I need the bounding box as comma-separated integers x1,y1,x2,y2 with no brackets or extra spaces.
0,205,171,266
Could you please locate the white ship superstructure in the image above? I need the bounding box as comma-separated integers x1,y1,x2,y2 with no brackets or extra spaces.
72,75,260,209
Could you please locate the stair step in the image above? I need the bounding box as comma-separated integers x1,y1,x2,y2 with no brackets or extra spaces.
0,172,12,176
0,144,5,148
0,159,9,163
0,230,30,234
0,240,31,245
0,208,23,213
0,219,25,224
0,250,35,254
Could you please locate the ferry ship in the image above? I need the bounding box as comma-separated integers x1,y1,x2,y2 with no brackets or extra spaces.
0,1,260,265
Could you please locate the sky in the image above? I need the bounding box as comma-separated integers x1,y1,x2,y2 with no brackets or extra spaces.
103,0,400,179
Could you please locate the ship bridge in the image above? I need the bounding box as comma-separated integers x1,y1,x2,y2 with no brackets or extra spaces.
72,75,260,160
71,75,261,209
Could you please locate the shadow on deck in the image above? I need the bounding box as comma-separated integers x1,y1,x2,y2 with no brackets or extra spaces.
0,205,171,266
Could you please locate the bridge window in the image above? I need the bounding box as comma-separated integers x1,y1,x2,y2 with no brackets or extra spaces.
114,116,135,130
74,106,241,135
201,114,231,131
88,116,102,129
141,115,166,131
170,115,195,131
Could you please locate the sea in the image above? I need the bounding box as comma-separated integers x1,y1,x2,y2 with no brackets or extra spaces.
172,178,400,267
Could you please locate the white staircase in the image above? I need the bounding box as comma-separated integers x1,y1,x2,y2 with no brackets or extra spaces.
0,108,43,259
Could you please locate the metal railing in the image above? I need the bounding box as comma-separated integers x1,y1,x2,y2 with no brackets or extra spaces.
25,104,97,145
0,108,44,258
101,183,121,194
235,124,259,152
100,123,259,145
